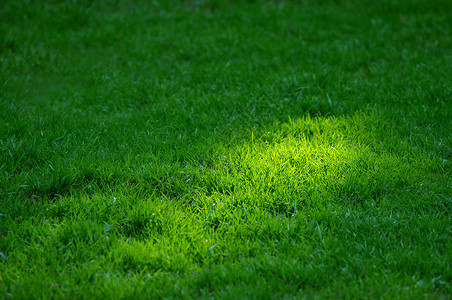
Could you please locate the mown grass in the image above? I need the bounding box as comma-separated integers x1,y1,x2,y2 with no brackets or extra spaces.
1,0,451,298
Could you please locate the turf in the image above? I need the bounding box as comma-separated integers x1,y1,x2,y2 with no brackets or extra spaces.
0,0,451,298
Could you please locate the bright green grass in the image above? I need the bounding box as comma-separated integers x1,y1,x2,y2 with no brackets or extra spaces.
1,0,451,298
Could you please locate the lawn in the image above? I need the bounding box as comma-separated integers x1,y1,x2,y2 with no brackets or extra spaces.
0,0,451,298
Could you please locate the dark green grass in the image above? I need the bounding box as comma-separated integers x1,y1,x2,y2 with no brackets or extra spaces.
1,0,451,298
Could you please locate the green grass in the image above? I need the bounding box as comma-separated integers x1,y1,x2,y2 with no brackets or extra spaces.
1,0,451,298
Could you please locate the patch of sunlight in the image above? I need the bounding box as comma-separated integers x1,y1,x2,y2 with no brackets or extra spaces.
190,112,429,219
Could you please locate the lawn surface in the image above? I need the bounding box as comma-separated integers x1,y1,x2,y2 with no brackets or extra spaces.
1,0,451,298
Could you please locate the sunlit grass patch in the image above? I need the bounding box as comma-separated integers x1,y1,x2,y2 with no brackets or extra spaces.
198,113,426,209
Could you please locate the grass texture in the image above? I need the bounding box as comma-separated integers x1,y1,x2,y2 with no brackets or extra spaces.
0,0,451,298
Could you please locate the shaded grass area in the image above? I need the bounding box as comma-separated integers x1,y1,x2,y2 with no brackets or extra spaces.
1,0,451,298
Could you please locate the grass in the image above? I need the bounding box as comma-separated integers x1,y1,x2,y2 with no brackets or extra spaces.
0,0,451,298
